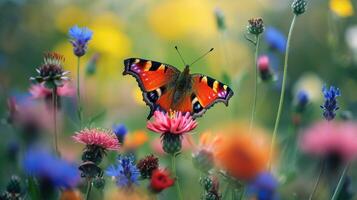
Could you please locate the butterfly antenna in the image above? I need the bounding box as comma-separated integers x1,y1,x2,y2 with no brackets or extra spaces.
175,46,187,66
189,48,214,66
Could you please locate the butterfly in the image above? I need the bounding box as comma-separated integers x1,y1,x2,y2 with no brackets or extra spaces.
123,53,234,119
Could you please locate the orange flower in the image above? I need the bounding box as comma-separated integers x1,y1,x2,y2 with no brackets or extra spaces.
197,131,222,150
123,130,148,150
214,125,271,181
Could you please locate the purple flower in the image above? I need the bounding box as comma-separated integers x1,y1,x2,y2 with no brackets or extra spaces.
320,85,340,121
68,25,93,57
264,27,286,53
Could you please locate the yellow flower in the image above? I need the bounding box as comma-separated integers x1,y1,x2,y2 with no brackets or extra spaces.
55,6,90,33
330,0,354,17
148,0,216,40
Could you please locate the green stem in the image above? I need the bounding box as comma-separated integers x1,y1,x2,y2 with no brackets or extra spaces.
171,155,183,200
331,163,350,200
269,15,297,169
85,180,92,200
222,182,230,200
239,186,246,200
249,35,261,132
76,57,82,128
52,87,59,155
309,160,325,200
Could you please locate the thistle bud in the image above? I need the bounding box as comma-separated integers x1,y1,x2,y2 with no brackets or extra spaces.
162,133,182,155
200,176,221,200
192,149,214,173
81,145,105,165
6,176,22,196
247,18,264,35
292,0,307,15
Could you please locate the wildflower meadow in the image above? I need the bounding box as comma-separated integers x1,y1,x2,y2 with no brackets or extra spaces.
1,0,357,200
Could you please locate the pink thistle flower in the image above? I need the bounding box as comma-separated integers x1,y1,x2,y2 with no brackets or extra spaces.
73,128,120,150
299,121,357,162
147,111,197,135
29,82,75,99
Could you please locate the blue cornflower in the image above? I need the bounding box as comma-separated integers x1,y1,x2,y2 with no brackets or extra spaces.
68,25,93,57
264,27,286,53
23,147,80,188
247,172,279,200
321,85,340,121
297,90,309,105
106,155,140,188
113,124,128,143
296,90,309,112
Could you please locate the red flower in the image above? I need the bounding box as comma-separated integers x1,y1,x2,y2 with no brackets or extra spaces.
147,111,197,135
150,169,175,193
72,128,120,150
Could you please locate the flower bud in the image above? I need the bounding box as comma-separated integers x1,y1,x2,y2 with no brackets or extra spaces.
6,176,22,195
292,0,307,15
81,145,105,165
247,18,264,35
192,149,214,173
162,133,182,155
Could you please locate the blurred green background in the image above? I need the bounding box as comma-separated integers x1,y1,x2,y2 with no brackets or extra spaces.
0,0,357,199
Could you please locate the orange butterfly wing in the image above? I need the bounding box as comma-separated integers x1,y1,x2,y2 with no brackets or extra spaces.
190,74,233,118
123,58,180,118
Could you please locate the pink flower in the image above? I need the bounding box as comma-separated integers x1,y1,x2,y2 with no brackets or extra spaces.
29,83,75,99
73,128,120,150
7,97,53,132
258,55,270,72
299,121,357,162
147,111,197,135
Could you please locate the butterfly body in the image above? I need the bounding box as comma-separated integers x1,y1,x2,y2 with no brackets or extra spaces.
123,58,233,119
